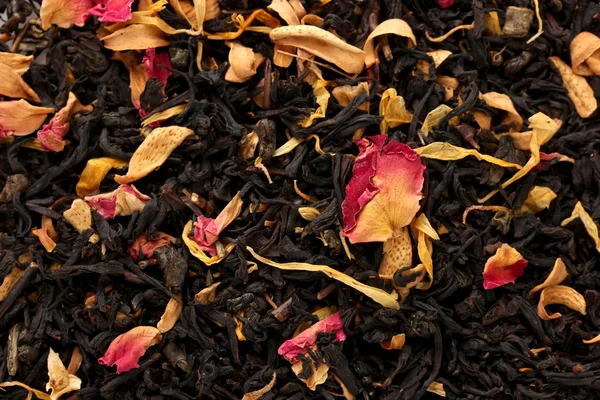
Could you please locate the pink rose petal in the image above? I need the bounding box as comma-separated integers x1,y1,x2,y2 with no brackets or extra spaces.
483,244,528,290
88,0,134,22
128,232,174,261
85,184,150,220
98,326,162,373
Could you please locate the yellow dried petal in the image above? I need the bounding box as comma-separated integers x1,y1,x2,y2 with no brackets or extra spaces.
380,333,405,350
412,214,439,290
76,158,128,196
0,53,33,75
273,134,329,157
182,221,236,265
571,32,600,76
484,12,502,37
426,22,475,42
301,80,330,128
242,372,276,400
0,100,53,136
247,246,399,309
46,348,81,400
364,19,416,67
421,104,453,136
415,142,522,169
379,88,412,134
427,381,446,397
157,294,183,333
529,258,569,296
294,180,318,203
538,285,586,320
142,104,187,127
270,25,365,74
194,282,221,304
115,126,194,184
517,186,556,215
0,381,51,400
480,92,523,132
561,201,600,252
101,24,170,51
583,334,600,344
549,56,597,118
416,50,452,80
462,205,511,224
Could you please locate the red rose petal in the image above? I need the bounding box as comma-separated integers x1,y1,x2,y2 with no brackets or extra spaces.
98,326,162,373
483,244,528,290
128,232,174,261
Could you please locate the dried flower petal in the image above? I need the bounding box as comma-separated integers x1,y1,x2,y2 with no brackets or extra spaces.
426,22,475,42
484,12,502,36
40,0,92,29
32,228,57,253
128,232,173,261
415,142,522,169
268,0,300,25
538,285,587,320
517,186,556,215
37,92,83,152
85,184,150,220
157,294,182,333
0,100,53,138
561,201,600,252
115,126,193,184
380,333,406,350
379,89,412,134
194,282,221,304
101,24,170,51
421,104,452,136
279,312,346,362
0,266,26,302
480,92,523,132
529,258,569,296
0,53,33,75
364,19,416,68
98,326,162,373
242,372,277,400
112,51,146,109
270,25,365,74
142,104,186,126
416,50,452,80
583,334,600,345
291,356,329,390
550,56,597,118
144,48,172,86
411,214,439,290
483,244,528,290
63,199,100,244
570,32,600,76
183,221,236,265
88,0,134,21
301,80,330,128
192,192,242,255
206,10,280,40
76,157,128,197
427,381,446,397
247,246,399,309
46,348,81,400
0,381,51,400
342,135,424,244
225,42,265,83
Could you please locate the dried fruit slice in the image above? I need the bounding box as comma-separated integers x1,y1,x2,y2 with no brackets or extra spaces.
538,285,586,320
483,244,528,290
98,326,162,373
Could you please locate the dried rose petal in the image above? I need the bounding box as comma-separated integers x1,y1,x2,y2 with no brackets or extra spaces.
128,232,173,261
85,184,150,220
37,92,85,152
98,326,162,373
192,192,243,256
143,48,172,86
483,244,528,290
278,312,346,362
88,0,134,22
438,0,454,8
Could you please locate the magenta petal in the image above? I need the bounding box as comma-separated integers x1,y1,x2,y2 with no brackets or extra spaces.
143,48,172,84
88,0,133,22
278,312,346,363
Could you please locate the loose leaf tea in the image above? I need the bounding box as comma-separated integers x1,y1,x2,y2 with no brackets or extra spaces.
2,0,600,398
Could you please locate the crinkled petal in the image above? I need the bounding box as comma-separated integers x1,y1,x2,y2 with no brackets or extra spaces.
183,221,237,265
278,312,345,362
192,192,243,253
85,184,150,219
549,56,597,118
538,285,587,320
364,19,416,68
483,244,528,290
89,0,134,22
342,135,424,244
143,48,172,83
38,92,82,152
46,348,81,400
98,326,162,373
0,100,53,137
128,232,173,261
76,157,128,196
480,92,523,132
40,0,92,30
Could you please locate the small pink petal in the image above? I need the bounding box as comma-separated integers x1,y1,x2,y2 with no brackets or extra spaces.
88,0,134,22
483,244,528,290
143,48,172,84
128,232,173,261
98,326,162,373
278,312,346,363
38,122,68,151
438,0,454,8
85,184,150,220
191,192,243,255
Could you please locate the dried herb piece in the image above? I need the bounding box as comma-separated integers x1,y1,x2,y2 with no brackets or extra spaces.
98,326,162,373
483,244,528,290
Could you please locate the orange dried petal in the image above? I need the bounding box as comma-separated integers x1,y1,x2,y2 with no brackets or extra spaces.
561,201,600,252
570,32,600,76
40,0,92,30
0,266,26,302
479,92,523,132
529,258,568,296
225,42,266,83
380,333,406,350
0,53,33,75
157,293,183,333
32,228,57,253
76,157,128,196
194,282,221,304
537,285,586,320
0,100,53,137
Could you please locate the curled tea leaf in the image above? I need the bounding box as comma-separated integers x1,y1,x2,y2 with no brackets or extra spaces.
538,285,586,320
98,326,162,373
529,258,569,296
364,19,416,67
549,56,597,118
242,372,277,400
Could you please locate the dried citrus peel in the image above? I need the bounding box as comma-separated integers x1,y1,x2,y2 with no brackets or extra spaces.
483,244,528,290
529,258,568,296
63,199,100,243
549,56,597,118
561,201,600,252
247,246,399,309
537,285,586,320
364,19,416,68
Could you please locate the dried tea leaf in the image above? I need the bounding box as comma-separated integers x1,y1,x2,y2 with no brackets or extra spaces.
270,25,365,74
0,53,33,75
483,244,528,290
415,142,522,169
225,42,265,83
76,158,128,196
85,184,150,219
268,0,300,25
98,326,162,373
426,22,475,42
427,381,446,397
380,333,406,350
182,221,236,265
242,372,277,400
538,285,586,320
32,228,57,253
421,104,453,135
416,50,452,80
480,92,523,132
364,19,416,67
115,126,194,184
561,201,600,252
517,186,557,215
46,348,81,400
194,282,221,304
292,358,328,391
0,266,26,302
529,258,569,296
0,100,53,137
247,246,399,309
101,24,170,51
301,80,330,128
0,381,51,400
379,88,412,134
157,294,183,333
279,312,345,362
549,56,597,118
570,32,600,76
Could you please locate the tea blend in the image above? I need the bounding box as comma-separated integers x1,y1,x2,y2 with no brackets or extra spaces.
1,0,600,398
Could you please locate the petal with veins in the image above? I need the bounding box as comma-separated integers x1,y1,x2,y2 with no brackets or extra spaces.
40,0,92,30
0,100,53,137
538,285,586,320
98,326,162,373
192,192,243,255
46,348,81,400
529,258,569,296
483,244,528,290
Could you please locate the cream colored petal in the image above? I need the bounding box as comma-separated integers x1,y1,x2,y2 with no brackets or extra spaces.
561,201,600,252
549,56,597,118
480,92,523,132
529,258,569,296
101,24,170,51
570,32,600,76
268,0,300,25
194,282,221,304
364,19,416,67
0,62,40,102
517,186,557,215
538,285,586,320
0,100,53,136
157,293,183,333
46,348,81,400
415,142,522,169
0,53,33,75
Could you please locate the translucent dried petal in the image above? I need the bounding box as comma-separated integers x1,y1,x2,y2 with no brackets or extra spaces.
0,100,52,138
40,0,92,30
421,104,453,135
98,326,162,373
483,244,528,290
427,381,446,397
247,246,400,309
114,126,192,184
561,201,600,252
380,333,406,350
529,258,569,296
128,232,173,261
379,88,412,134
412,214,439,290
157,294,182,333
269,25,365,74
364,19,416,67
268,0,300,25
415,142,522,169
538,285,586,320
342,136,424,244
0,53,33,75
570,32,600,76
378,227,412,279
46,348,81,400
242,372,277,400
416,50,452,80
225,42,265,83
85,184,150,220
37,92,81,152
279,312,346,362
182,221,236,265
0,381,51,400
517,186,556,215
192,192,243,256
194,282,221,304
480,92,523,132
76,157,128,196
549,56,597,118
101,24,170,51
